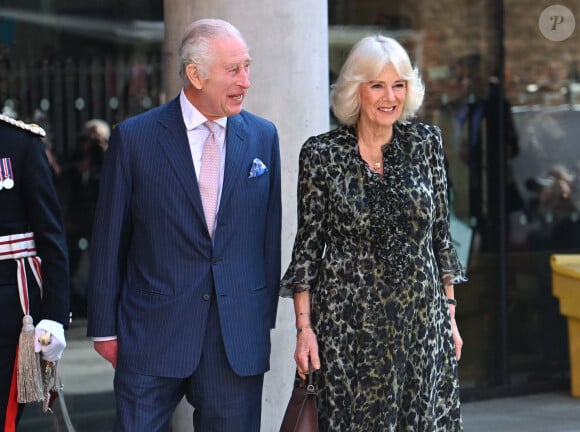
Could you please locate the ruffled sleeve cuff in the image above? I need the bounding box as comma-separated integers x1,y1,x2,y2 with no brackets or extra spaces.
438,247,468,285
279,283,309,298
279,261,319,298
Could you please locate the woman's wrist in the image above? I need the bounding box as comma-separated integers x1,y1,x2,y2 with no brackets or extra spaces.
296,324,313,335
296,311,311,330
446,298,456,320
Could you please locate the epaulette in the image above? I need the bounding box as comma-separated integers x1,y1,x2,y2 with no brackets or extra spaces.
0,113,46,137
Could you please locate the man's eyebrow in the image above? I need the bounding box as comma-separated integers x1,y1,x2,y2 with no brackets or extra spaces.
225,59,252,68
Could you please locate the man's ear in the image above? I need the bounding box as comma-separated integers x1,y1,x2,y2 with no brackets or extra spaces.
185,64,203,90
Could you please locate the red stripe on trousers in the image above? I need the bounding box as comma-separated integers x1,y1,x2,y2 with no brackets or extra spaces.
4,348,18,432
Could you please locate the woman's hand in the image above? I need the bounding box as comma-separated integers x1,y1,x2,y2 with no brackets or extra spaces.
294,327,320,380
450,316,463,361
443,283,462,361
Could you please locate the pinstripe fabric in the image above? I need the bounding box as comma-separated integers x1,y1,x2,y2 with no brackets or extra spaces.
113,295,263,432
87,97,282,380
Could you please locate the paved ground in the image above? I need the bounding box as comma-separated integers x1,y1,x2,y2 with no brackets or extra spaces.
18,319,580,431
462,392,580,432
20,390,580,431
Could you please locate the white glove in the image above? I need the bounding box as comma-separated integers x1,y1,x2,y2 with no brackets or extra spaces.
35,319,66,362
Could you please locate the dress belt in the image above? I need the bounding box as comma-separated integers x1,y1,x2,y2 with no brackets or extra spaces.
0,232,43,317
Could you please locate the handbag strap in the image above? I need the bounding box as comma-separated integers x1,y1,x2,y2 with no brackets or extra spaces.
306,362,316,394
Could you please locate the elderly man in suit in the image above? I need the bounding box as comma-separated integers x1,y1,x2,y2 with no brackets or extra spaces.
0,115,69,430
87,18,282,431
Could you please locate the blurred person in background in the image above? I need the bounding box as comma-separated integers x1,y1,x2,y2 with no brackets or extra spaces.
63,118,110,317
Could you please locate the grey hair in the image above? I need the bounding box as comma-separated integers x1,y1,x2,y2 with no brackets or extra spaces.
178,19,246,84
330,35,425,125
85,118,110,141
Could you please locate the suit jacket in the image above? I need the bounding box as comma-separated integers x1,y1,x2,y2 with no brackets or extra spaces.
87,97,282,378
0,120,70,345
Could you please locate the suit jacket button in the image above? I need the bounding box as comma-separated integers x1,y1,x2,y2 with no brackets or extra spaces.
202,293,210,301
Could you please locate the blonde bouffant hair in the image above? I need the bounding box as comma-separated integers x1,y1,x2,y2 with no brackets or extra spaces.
331,35,425,126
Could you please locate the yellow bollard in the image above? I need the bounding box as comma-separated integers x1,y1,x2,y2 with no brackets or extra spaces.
551,254,580,397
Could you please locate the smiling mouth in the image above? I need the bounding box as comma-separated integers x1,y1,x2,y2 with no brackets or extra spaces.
231,94,244,101
378,106,396,112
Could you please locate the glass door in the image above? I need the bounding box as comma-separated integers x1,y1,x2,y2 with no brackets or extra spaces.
503,1,578,392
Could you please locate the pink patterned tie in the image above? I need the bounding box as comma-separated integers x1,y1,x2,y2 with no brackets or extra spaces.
199,121,220,238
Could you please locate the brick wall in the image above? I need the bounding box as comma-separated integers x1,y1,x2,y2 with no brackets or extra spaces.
330,0,580,113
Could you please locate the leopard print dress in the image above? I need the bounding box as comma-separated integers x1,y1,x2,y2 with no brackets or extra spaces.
280,122,467,431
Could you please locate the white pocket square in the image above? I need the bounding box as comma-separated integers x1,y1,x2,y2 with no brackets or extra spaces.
248,158,269,178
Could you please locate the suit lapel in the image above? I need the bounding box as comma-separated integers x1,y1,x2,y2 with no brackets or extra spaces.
156,103,248,233
157,98,206,223
219,113,246,216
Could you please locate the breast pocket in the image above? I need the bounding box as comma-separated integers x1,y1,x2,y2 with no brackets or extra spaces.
239,173,270,214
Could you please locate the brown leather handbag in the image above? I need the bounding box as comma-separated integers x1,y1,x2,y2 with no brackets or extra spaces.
279,364,318,432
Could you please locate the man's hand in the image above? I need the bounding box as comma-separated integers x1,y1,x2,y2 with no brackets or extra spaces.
94,340,118,369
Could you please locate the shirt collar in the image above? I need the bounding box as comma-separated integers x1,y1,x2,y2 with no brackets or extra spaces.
180,90,227,131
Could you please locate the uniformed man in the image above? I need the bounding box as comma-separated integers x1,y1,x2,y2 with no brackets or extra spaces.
0,113,70,430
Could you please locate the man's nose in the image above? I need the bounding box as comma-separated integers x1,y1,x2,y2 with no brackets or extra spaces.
239,69,250,88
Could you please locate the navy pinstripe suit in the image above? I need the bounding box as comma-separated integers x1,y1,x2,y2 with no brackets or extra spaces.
86,96,282,428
